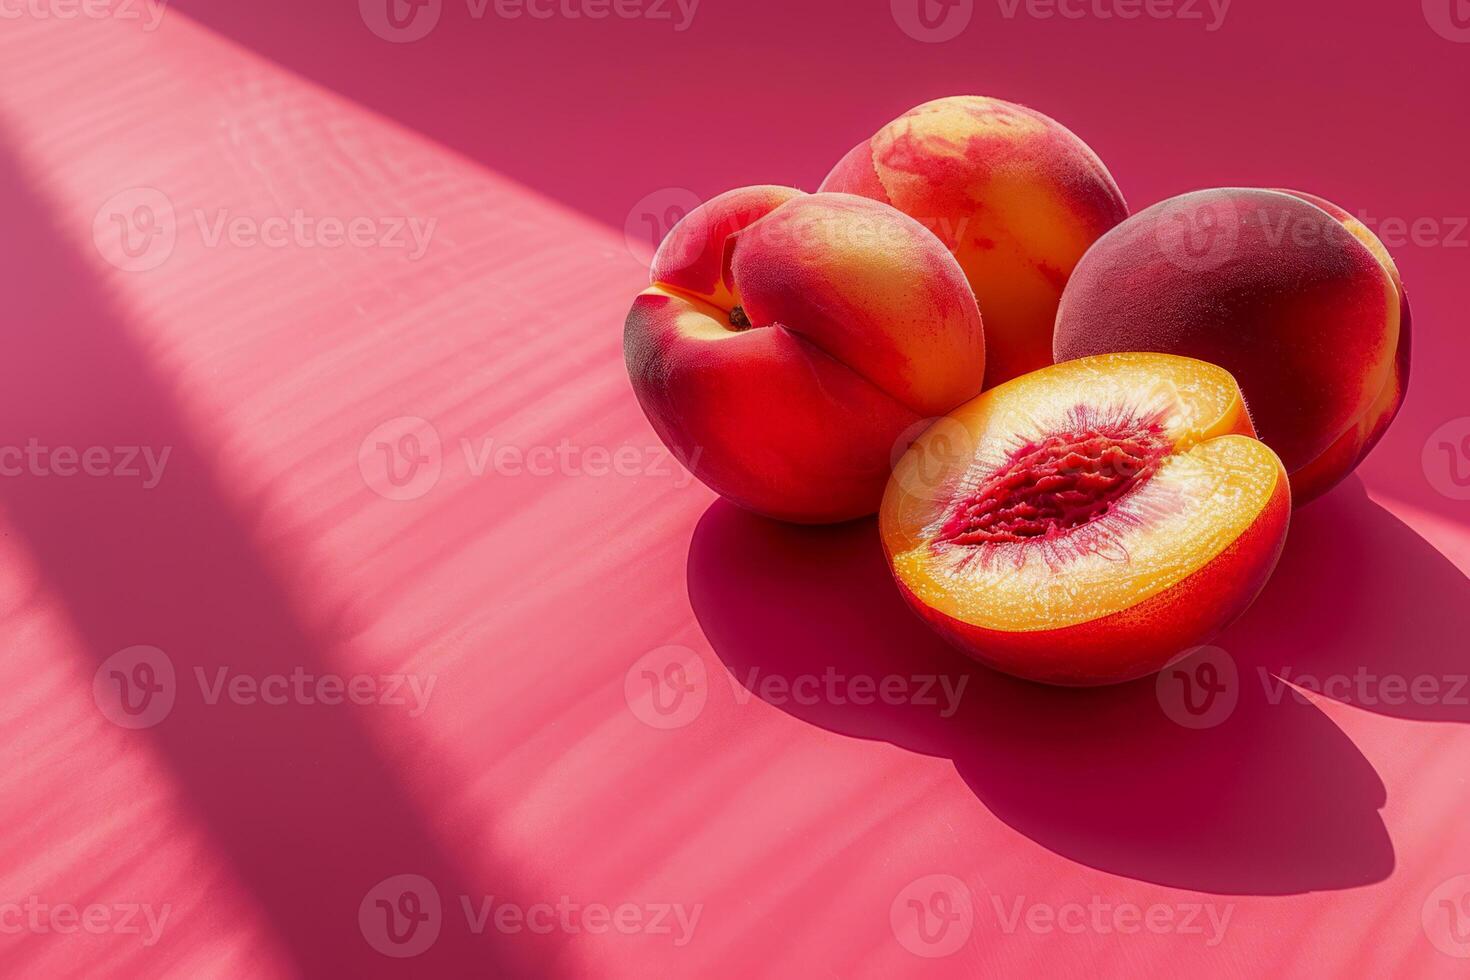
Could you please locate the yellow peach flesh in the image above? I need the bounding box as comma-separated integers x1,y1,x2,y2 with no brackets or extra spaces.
881,353,1287,633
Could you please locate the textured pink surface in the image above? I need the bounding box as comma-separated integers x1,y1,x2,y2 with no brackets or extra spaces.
1,3,1469,978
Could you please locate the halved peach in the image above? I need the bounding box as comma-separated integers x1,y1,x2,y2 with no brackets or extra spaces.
880,353,1290,686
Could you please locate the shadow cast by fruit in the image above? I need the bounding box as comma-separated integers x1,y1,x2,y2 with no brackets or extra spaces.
687,500,1394,896
1222,477,1470,724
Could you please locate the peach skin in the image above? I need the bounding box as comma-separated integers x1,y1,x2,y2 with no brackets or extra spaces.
1053,188,1406,506
624,186,986,523
1272,189,1412,503
881,353,1290,686
819,95,1128,388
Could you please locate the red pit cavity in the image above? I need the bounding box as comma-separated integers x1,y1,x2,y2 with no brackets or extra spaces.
939,424,1170,545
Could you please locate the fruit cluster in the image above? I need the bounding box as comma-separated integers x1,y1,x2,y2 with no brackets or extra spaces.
624,95,1410,686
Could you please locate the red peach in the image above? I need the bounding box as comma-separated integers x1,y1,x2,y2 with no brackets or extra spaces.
1272,190,1412,503
624,186,986,523
1053,188,1405,504
820,95,1128,388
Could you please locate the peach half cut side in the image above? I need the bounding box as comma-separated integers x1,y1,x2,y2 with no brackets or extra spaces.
880,353,1291,686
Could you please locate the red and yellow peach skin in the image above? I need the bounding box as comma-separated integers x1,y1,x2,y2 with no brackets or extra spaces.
1053,188,1405,504
881,353,1290,686
624,186,986,523
1272,189,1412,502
820,95,1129,388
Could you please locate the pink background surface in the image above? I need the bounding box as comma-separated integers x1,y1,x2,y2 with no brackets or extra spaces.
1,1,1469,976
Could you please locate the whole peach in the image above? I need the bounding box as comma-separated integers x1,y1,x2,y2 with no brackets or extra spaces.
820,95,1128,388
1272,189,1411,502
1053,188,1406,504
624,186,985,523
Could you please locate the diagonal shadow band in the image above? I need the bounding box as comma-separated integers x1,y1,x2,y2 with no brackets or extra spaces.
0,138,545,977
687,494,1400,896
